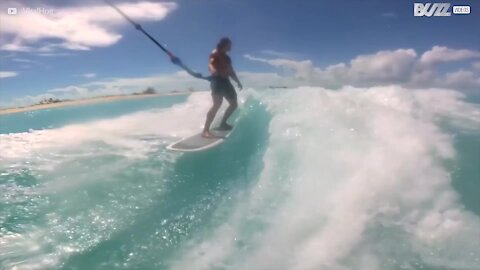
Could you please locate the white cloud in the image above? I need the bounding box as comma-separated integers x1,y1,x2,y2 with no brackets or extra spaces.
260,49,297,59
9,57,51,70
348,49,417,83
12,58,37,64
47,85,90,95
245,46,480,91
472,62,480,71
420,46,480,66
245,54,311,69
1,71,211,108
0,1,177,53
443,70,480,90
239,71,304,88
246,49,418,87
3,46,480,108
4,94,52,107
81,73,97,79
0,71,18,78
84,71,210,93
245,54,316,80
2,70,289,108
37,52,72,57
0,42,31,52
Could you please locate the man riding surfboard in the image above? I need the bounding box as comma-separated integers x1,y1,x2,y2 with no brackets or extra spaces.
202,37,243,138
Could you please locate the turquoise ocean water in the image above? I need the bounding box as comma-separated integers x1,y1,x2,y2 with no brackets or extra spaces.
1,87,479,270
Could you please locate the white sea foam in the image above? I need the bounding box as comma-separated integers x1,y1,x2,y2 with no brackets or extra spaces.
0,93,216,161
0,91,245,270
1,86,479,270
168,86,480,270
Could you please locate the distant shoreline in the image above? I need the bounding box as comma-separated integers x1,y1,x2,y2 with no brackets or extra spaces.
0,92,191,116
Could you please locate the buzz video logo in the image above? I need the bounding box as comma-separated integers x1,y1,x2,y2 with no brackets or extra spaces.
414,3,471,17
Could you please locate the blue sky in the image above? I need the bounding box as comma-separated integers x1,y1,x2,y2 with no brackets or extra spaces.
0,0,479,107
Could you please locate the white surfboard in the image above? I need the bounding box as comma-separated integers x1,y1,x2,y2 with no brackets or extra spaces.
167,128,234,152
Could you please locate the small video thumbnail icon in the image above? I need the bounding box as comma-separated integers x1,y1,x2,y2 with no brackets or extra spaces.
7,7,17,15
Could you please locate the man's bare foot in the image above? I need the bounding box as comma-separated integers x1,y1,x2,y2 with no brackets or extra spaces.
202,130,216,138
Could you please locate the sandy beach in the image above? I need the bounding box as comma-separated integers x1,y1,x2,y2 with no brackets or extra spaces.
0,92,191,116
